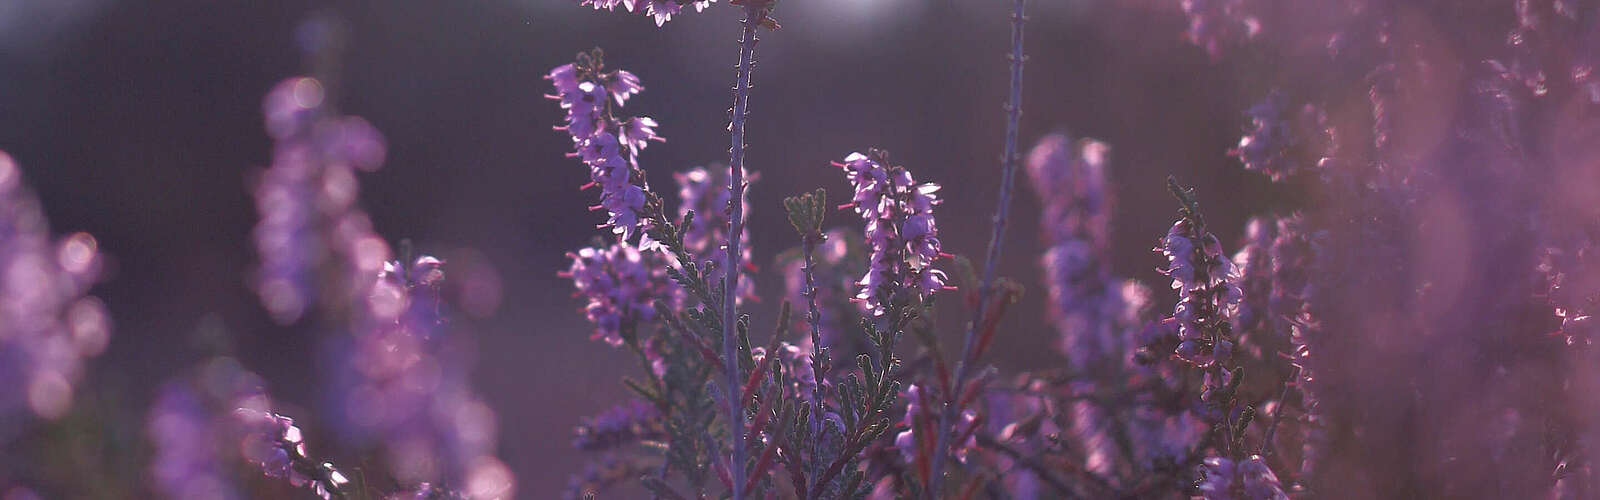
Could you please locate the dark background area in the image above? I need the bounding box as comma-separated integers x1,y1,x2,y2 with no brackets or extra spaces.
0,0,1294,495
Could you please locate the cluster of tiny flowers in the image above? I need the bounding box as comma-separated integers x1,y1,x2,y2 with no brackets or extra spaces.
572,399,666,451
577,0,716,26
836,151,947,315
547,51,662,245
1197,455,1290,500
676,166,757,304
563,244,676,346
0,151,111,421
1230,92,1324,182
1178,0,1259,60
234,408,352,500
147,358,271,500
1025,134,1128,371
339,256,514,496
252,76,389,324
1158,215,1243,367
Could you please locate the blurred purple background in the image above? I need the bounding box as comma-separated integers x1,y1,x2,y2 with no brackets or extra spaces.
0,0,1294,494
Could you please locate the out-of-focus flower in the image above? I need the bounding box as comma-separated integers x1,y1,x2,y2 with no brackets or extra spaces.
148,385,240,500
895,384,977,481
1026,134,1126,371
148,357,273,500
676,165,757,304
0,151,110,422
1197,455,1290,500
562,455,652,500
572,400,665,451
332,255,513,494
251,76,389,325
1230,92,1325,182
837,150,947,315
1179,0,1260,60
750,342,818,401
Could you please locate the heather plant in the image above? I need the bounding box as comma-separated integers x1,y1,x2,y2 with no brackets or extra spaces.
0,151,111,426
10,0,1600,498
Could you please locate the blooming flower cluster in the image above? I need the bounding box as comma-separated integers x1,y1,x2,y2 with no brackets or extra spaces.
1157,192,1243,368
234,408,352,500
577,0,716,26
563,244,676,347
252,76,389,324
0,151,111,422
548,50,662,245
836,150,948,315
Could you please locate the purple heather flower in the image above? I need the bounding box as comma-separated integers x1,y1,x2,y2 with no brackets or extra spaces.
1159,217,1242,367
578,0,635,13
1197,455,1290,500
675,165,756,304
252,76,391,325
234,408,352,500
1025,134,1129,371
0,151,111,421
148,384,242,500
334,255,514,496
572,400,666,451
1230,92,1324,182
148,357,271,500
576,0,714,25
836,151,948,315
563,243,676,346
548,54,663,244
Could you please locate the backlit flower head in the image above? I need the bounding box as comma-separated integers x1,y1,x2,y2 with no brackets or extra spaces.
836,150,947,315
548,50,664,245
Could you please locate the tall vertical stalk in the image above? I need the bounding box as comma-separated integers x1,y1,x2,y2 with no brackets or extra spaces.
925,0,1026,496
801,229,826,486
724,3,769,499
